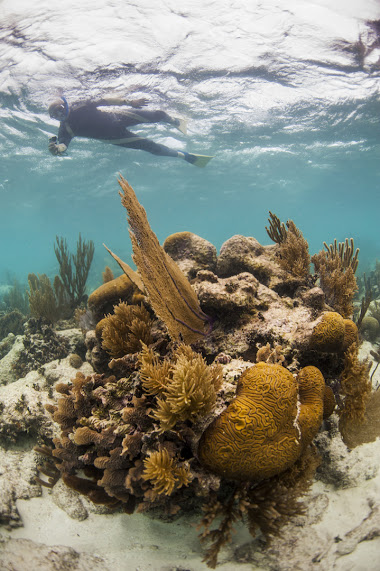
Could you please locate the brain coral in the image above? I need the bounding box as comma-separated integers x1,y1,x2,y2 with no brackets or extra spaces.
88,274,135,320
342,318,359,350
197,362,325,481
296,366,325,447
360,316,379,342
309,311,345,352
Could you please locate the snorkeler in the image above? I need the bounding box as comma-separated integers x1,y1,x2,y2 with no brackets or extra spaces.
48,95,213,168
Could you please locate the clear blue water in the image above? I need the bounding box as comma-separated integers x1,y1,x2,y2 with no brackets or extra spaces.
1,0,380,294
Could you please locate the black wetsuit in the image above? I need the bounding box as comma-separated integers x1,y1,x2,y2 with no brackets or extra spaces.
57,101,178,157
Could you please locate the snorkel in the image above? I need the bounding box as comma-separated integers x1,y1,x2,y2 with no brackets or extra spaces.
61,96,70,119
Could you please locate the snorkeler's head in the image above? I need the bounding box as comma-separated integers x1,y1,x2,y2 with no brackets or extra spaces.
48,97,69,121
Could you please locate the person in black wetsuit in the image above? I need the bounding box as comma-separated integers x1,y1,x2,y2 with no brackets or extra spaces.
48,95,213,168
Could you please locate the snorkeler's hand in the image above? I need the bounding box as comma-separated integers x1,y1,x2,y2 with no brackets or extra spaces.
129,98,148,108
48,138,67,156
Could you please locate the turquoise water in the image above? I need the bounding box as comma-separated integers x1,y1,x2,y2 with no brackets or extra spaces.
1,0,380,291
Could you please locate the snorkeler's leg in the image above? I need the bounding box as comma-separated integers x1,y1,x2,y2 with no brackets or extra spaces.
118,110,187,135
114,137,179,157
177,151,214,168
113,136,213,166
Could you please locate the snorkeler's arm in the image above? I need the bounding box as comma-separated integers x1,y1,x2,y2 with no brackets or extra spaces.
48,124,72,156
94,96,149,108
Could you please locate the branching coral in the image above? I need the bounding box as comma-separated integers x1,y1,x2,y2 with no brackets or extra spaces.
102,266,114,283
2,278,29,314
142,449,192,499
265,211,287,244
139,343,223,431
265,213,310,279
27,273,67,322
338,342,372,446
198,485,248,569
198,447,321,568
98,302,153,358
54,233,95,309
256,343,285,365
311,238,359,317
117,175,212,344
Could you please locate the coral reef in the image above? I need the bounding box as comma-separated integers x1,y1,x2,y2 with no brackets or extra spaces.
336,390,380,448
360,315,380,341
3,177,376,569
142,448,192,498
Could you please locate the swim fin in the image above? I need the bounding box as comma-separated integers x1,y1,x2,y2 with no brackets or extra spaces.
175,118,188,135
185,153,214,168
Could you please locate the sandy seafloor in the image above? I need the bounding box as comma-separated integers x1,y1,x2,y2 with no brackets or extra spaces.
0,341,380,571
5,464,380,571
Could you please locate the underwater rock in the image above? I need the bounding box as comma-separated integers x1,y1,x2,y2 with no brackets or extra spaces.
163,231,217,280
195,271,259,318
216,234,304,296
7,318,71,380
51,479,88,521
216,235,265,277
85,329,112,373
68,353,83,368
0,332,16,359
315,416,380,488
57,328,87,360
0,537,107,571
0,335,24,385
0,309,26,340
299,286,325,311
194,269,325,363
0,358,94,444
0,448,41,529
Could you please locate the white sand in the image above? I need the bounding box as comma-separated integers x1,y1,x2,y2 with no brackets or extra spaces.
4,439,380,571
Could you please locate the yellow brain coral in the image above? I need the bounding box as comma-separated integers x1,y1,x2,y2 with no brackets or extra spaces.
297,366,325,447
88,274,135,319
309,311,345,352
197,362,325,481
342,318,359,350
